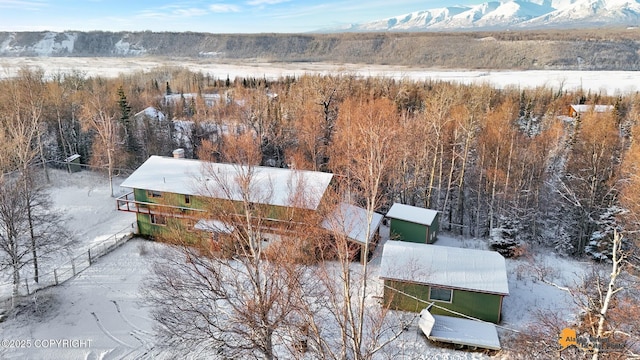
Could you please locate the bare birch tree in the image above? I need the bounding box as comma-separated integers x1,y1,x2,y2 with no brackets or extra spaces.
80,79,122,197
0,176,30,307
145,134,322,359
323,96,408,360
591,231,626,360
0,173,69,307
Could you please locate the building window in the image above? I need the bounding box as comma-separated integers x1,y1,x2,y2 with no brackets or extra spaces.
428,287,452,303
147,190,162,198
185,195,191,204
150,214,167,226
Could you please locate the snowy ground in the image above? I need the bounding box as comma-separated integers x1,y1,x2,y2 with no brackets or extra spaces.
0,168,136,300
0,168,591,359
0,57,638,95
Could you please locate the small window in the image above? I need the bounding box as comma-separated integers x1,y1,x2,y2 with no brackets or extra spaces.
185,195,191,204
428,287,452,303
150,214,167,226
147,190,162,198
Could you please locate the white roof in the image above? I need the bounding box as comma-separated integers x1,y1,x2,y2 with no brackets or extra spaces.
321,203,384,244
379,241,509,295
64,154,80,162
570,104,614,114
120,156,333,210
385,203,438,226
419,309,501,350
134,106,166,121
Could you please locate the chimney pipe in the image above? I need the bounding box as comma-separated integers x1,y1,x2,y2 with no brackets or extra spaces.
172,148,185,159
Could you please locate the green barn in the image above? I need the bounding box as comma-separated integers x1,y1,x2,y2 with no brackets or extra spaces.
386,203,439,244
380,241,509,324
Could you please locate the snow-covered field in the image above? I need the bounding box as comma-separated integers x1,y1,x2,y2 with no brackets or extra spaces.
0,57,638,95
0,168,590,359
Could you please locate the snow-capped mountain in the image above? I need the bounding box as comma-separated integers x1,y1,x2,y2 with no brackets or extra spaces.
344,0,640,31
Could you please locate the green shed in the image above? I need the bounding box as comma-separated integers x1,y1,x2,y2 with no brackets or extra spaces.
386,203,439,244
380,241,509,324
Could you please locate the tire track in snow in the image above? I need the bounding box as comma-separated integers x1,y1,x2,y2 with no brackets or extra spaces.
90,312,135,349
111,300,155,337
110,300,157,359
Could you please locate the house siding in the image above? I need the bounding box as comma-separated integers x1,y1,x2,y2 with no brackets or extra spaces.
137,213,167,237
133,188,206,238
390,218,439,243
132,187,313,238
383,279,503,323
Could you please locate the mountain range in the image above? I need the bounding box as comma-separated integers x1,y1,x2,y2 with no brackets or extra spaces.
341,0,640,31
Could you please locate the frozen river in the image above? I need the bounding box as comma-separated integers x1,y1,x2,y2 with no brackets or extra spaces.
1,56,638,94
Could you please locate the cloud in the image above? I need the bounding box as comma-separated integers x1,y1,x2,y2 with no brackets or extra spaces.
173,7,209,17
246,0,290,5
138,3,224,20
209,3,241,13
0,0,48,10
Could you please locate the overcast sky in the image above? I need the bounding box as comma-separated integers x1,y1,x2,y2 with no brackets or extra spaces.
0,0,478,33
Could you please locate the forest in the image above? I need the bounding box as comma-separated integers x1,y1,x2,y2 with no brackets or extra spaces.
0,65,639,358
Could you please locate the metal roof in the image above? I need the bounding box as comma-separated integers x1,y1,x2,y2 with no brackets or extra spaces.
120,156,333,210
419,309,501,350
321,202,384,244
380,241,509,295
570,104,614,114
385,203,438,226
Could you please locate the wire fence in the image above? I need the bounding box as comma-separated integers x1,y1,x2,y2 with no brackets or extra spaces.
0,223,136,311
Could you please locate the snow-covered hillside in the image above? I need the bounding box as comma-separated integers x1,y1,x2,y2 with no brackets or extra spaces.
347,0,640,31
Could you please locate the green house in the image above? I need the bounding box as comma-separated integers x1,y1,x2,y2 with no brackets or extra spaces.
386,203,439,244
117,155,334,240
380,241,509,324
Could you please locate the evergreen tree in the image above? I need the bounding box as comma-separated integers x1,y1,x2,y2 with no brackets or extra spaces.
117,85,139,157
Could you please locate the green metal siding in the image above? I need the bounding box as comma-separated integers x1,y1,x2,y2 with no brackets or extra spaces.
383,279,503,323
390,219,428,243
429,214,439,243
389,216,439,244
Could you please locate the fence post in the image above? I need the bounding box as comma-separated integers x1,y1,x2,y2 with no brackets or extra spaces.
88,249,92,265
54,269,58,285
72,259,76,276
24,278,29,295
